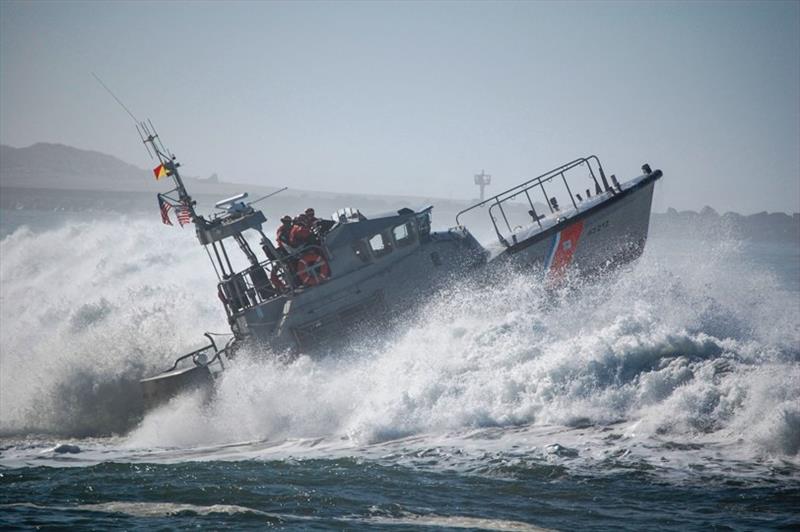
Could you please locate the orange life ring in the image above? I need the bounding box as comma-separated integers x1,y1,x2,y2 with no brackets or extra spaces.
296,251,330,286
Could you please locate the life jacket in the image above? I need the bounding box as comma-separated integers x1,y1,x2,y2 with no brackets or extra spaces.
276,224,293,249
296,251,330,287
289,224,311,248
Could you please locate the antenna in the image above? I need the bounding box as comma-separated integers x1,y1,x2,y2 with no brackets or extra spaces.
149,118,173,159
136,123,155,160
248,187,288,206
91,72,139,124
93,75,200,224
138,120,197,222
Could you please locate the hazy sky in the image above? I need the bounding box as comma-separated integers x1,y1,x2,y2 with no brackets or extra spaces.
1,0,798,214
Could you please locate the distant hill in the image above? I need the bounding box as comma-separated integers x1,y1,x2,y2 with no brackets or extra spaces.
0,143,149,190
0,142,455,204
1,143,797,242
0,142,282,196
0,142,479,230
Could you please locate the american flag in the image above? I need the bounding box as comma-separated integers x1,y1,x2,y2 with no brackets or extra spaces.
177,204,192,226
158,195,173,226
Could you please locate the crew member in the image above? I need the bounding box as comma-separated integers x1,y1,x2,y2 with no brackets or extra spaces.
290,214,312,248
273,215,296,289
276,215,294,252
304,207,318,227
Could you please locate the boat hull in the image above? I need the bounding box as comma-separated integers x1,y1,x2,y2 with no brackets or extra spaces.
243,229,488,353
492,172,660,277
242,173,661,352
140,364,213,410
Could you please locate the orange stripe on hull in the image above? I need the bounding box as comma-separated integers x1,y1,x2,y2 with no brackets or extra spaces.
549,220,584,277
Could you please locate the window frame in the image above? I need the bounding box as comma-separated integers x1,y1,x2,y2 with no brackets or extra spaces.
367,232,393,259
392,221,416,248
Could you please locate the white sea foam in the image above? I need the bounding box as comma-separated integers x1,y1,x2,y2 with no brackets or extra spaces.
0,219,225,436
0,502,547,530
1,216,798,473
0,501,278,519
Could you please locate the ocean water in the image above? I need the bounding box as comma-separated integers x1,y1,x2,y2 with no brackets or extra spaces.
1,209,798,530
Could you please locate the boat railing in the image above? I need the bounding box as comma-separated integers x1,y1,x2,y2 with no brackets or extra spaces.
162,332,228,372
455,155,615,247
218,244,329,314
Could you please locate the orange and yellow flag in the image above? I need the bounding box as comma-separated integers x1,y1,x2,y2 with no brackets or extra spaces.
153,164,168,180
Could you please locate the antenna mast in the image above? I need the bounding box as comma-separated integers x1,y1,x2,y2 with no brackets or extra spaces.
136,121,199,222
91,73,201,225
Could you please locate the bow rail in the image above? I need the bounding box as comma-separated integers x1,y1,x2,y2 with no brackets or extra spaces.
455,155,615,246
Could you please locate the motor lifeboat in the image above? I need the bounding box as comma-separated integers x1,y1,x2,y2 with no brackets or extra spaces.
134,122,662,409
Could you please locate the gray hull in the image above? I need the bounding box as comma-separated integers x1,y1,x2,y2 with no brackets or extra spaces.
242,174,659,352
241,224,487,352
494,173,658,276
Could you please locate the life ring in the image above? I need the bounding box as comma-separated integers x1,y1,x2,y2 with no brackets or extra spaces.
296,251,330,286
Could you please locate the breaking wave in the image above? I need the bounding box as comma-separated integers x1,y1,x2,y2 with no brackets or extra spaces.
1,216,798,466
0,219,224,436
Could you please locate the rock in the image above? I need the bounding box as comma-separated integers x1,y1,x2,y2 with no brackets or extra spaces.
53,443,81,454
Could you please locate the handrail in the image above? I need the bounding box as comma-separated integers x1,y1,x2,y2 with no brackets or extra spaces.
455,155,610,247
166,340,215,372
455,155,605,226
218,243,330,314
163,332,228,373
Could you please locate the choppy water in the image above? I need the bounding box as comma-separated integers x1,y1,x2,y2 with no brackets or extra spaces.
1,210,799,530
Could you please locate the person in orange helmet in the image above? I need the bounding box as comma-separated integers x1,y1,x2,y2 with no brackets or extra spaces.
304,207,318,226
290,216,311,248
290,208,319,248
275,215,294,252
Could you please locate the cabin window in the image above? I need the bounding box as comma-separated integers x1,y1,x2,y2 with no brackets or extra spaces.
368,233,392,258
393,222,415,248
352,240,371,263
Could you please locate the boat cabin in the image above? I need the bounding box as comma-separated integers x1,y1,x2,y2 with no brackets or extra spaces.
198,198,438,340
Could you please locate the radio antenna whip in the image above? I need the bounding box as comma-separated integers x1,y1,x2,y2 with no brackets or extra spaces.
91,72,139,124
248,187,288,207
92,73,200,223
